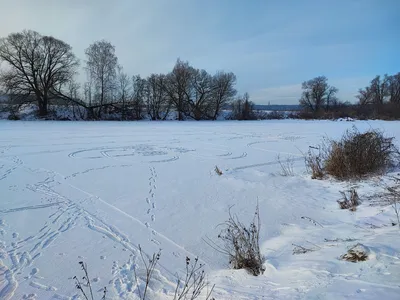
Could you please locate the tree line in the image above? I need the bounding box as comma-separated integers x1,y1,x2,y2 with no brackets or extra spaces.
0,30,254,120
298,74,400,120
1,30,399,121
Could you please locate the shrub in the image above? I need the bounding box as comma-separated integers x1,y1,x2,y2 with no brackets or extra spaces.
338,189,360,211
305,127,399,180
265,111,285,120
324,127,399,179
215,205,264,276
7,113,20,120
304,147,324,179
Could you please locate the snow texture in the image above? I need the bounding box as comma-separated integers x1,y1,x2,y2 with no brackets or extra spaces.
0,119,399,299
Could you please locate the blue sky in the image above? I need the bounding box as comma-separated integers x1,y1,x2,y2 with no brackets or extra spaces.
1,0,399,104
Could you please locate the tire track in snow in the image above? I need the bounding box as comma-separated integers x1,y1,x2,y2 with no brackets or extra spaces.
68,147,106,159
65,164,133,179
148,156,179,163
0,202,63,214
227,152,247,160
232,157,304,171
217,152,232,157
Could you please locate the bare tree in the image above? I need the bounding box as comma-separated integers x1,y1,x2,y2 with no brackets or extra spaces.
132,75,146,120
356,74,397,115
210,71,237,120
0,30,79,116
146,73,170,120
357,85,373,106
188,68,213,120
85,40,118,118
231,92,255,120
387,73,400,104
299,76,338,112
164,59,192,120
117,65,131,120
371,75,389,106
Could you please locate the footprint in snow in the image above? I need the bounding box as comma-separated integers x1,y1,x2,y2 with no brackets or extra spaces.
100,256,106,260
30,268,39,276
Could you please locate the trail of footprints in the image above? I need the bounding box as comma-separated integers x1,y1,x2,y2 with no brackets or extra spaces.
145,166,160,245
0,170,84,298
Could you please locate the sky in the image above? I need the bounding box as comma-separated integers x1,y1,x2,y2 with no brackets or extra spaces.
0,0,399,104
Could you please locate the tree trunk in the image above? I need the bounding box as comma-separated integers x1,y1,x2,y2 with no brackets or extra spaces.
87,107,95,120
37,97,48,117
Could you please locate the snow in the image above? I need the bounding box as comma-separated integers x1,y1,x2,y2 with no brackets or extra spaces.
0,119,400,299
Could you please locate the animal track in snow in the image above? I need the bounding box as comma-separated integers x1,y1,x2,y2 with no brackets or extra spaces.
29,281,57,291
144,167,159,241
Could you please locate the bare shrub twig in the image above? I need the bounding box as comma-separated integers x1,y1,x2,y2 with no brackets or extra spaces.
73,261,107,300
277,154,295,176
213,204,265,276
338,188,360,211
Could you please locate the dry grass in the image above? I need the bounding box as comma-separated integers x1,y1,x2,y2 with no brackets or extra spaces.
277,155,295,176
292,241,321,255
340,243,370,262
305,127,399,180
385,177,400,228
304,147,324,179
73,248,215,300
214,166,223,176
73,262,107,300
325,127,399,179
207,205,264,276
338,189,360,211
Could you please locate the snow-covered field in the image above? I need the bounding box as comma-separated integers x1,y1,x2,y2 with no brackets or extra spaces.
1,120,400,300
